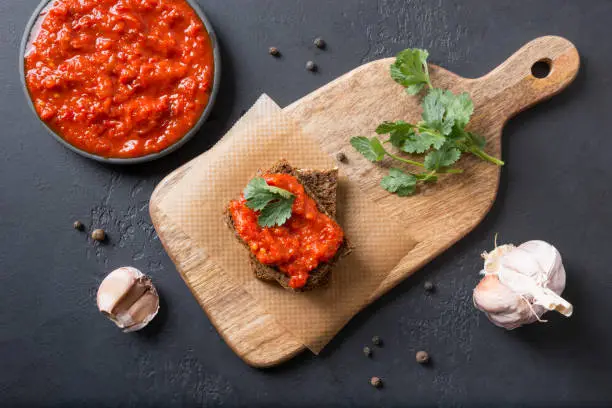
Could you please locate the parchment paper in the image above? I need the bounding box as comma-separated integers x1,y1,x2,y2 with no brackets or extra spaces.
159,94,417,353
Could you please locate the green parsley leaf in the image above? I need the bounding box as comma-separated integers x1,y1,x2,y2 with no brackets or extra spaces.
376,120,442,154
381,168,417,196
446,126,486,152
350,136,386,162
415,129,446,152
390,48,431,95
421,89,474,136
257,198,295,228
445,125,466,143
424,146,461,171
375,120,414,135
377,121,417,149
421,89,455,135
448,92,474,128
244,177,295,227
388,128,416,150
244,177,292,210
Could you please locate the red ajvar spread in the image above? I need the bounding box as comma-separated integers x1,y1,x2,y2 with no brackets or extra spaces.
229,174,345,289
24,0,214,158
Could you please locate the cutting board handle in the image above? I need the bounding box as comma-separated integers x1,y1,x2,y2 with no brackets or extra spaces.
472,36,580,123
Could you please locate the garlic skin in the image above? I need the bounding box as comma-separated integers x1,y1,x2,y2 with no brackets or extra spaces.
97,267,160,332
473,240,572,330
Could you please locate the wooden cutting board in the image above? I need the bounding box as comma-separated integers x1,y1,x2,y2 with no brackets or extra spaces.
149,36,579,367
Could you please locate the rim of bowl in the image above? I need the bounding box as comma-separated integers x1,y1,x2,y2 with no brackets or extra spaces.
19,0,222,165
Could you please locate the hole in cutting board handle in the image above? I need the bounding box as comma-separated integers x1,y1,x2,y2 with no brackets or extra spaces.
531,59,552,78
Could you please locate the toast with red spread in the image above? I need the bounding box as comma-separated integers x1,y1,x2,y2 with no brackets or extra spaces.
225,160,351,291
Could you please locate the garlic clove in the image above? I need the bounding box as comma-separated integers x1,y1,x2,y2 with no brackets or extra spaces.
519,240,567,294
474,275,539,330
96,267,160,332
499,247,543,283
122,291,160,333
97,267,140,314
519,240,558,277
473,275,517,314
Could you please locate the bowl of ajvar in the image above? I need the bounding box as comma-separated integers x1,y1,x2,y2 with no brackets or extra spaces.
20,0,221,164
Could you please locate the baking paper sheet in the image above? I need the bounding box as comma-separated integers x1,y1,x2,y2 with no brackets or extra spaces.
159,94,417,352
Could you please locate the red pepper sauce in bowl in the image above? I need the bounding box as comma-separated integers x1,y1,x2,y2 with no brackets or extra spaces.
24,0,215,158
229,173,345,289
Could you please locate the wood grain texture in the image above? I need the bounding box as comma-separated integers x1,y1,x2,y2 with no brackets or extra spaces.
150,36,579,367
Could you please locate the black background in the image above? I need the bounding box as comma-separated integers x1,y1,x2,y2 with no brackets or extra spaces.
1,0,611,406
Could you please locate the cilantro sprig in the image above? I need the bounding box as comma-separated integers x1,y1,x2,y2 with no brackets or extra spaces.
244,177,295,227
350,136,463,174
351,48,504,196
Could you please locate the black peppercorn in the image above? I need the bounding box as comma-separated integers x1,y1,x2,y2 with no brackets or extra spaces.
336,152,347,163
92,229,106,242
73,220,84,230
416,350,429,364
370,376,382,388
268,47,280,57
305,61,317,72
363,346,372,357
314,37,326,49
372,336,382,346
424,281,434,292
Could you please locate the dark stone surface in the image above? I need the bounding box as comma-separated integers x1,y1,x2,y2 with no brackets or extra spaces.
0,0,610,406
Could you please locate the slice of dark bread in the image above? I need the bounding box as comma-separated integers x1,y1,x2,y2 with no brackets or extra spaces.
225,159,351,292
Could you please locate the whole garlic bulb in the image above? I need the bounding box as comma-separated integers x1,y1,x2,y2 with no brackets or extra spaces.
473,240,572,330
97,267,160,332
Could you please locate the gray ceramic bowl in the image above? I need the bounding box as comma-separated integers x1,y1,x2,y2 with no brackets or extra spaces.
20,0,221,164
